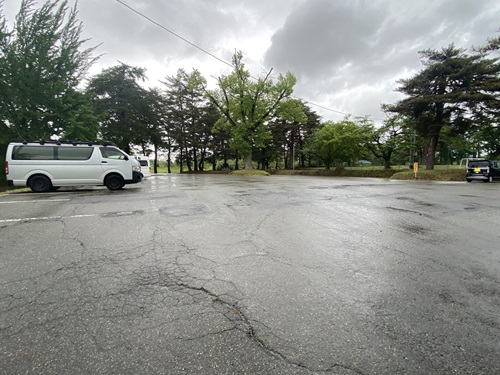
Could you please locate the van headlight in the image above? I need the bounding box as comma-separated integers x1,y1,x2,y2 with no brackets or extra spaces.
133,165,141,172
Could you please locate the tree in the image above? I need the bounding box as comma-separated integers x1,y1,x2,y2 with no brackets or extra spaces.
368,115,412,169
139,88,168,173
87,63,148,154
474,29,500,53
306,119,370,169
0,0,98,141
206,51,301,169
384,45,500,169
184,69,210,171
163,68,209,172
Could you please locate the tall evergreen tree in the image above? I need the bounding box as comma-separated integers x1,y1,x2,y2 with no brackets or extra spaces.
0,0,98,141
163,68,209,172
86,63,148,154
384,45,500,169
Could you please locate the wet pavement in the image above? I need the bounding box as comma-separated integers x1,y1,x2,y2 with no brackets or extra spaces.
0,174,499,374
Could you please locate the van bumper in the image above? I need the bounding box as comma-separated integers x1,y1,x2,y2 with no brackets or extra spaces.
466,174,488,180
125,171,143,184
7,180,14,187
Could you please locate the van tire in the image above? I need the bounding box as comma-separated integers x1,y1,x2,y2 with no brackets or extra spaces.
28,175,52,193
105,174,124,191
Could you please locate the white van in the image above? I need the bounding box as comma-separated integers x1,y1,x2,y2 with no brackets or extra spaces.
135,156,152,178
5,141,143,192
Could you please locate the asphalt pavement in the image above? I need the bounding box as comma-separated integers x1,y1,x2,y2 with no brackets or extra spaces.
0,174,499,374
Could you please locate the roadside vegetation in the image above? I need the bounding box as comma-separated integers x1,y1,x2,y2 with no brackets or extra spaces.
1,1,499,189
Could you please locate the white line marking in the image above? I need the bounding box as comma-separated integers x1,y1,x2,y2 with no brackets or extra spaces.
0,209,158,223
0,199,70,204
0,214,97,223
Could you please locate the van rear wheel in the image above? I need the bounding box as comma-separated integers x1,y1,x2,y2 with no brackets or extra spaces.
105,175,124,191
29,175,52,193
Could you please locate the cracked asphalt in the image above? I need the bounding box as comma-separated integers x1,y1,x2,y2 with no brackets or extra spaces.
0,174,499,374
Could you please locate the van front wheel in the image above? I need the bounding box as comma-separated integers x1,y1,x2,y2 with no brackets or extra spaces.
28,175,52,193
105,175,124,191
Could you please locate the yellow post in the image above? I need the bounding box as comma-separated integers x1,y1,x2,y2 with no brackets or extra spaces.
413,162,419,179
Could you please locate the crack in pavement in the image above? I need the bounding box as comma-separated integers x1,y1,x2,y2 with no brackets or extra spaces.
0,212,367,375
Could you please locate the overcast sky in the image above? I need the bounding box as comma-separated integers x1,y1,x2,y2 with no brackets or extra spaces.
2,0,499,123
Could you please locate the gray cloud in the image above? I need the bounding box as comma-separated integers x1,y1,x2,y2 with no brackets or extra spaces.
264,0,499,120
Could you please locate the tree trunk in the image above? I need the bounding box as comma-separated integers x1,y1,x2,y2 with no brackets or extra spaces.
212,146,217,171
179,147,184,173
244,150,253,169
154,145,158,174
288,131,295,169
167,147,172,173
425,134,439,170
235,151,239,170
299,135,305,168
384,150,392,170
185,147,192,172
193,148,198,171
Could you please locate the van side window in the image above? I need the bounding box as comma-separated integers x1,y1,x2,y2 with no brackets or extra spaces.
12,145,54,160
57,147,93,160
100,147,126,160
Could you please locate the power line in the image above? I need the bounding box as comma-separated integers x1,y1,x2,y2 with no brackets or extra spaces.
114,0,371,120
115,0,233,69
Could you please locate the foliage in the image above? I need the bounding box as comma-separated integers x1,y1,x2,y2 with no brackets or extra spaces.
368,115,413,169
207,51,303,169
0,0,99,142
163,68,213,172
306,119,370,169
383,44,500,169
138,88,169,172
86,63,148,154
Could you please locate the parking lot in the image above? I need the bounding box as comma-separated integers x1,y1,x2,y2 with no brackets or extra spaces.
0,174,499,374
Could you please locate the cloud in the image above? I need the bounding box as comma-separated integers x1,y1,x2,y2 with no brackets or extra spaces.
2,0,499,122
264,0,500,120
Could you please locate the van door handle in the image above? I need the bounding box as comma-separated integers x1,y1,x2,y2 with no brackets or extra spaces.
101,161,107,164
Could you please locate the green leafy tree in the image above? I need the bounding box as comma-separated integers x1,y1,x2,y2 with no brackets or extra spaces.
0,0,98,141
264,101,318,170
306,119,370,169
368,115,413,169
206,51,301,169
384,45,500,169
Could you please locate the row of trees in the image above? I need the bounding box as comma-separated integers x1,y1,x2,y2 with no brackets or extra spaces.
2,0,500,181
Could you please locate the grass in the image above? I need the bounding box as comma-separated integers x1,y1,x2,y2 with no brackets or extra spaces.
390,169,465,181
267,165,466,181
229,170,270,176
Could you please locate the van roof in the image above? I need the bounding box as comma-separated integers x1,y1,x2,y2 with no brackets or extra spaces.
10,140,116,146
